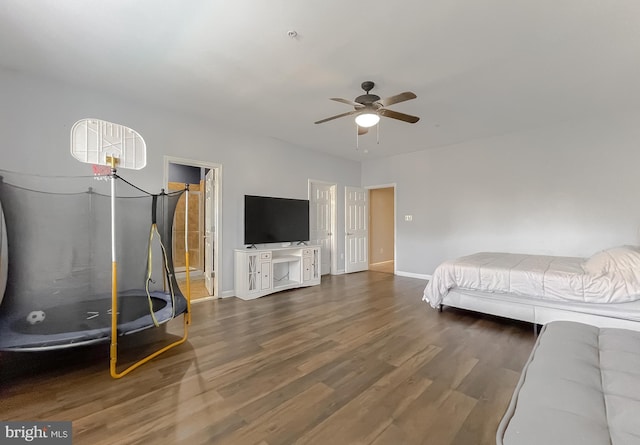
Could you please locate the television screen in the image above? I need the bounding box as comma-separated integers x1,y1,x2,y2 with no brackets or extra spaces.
244,195,310,245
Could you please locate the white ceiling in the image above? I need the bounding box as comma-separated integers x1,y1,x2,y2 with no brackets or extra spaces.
2,1,640,161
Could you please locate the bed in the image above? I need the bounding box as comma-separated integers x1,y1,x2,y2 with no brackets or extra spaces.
422,246,640,331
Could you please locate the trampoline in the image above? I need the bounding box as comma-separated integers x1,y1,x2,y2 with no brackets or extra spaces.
0,291,186,351
0,170,189,353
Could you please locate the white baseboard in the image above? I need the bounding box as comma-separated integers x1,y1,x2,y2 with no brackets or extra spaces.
395,271,431,281
221,290,236,298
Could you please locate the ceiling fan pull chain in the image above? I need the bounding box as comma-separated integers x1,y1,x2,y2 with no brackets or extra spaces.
356,124,359,150
377,121,380,144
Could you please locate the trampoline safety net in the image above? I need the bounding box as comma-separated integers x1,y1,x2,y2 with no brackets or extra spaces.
0,170,188,351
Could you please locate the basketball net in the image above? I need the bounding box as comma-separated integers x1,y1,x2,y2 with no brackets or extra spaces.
92,164,111,181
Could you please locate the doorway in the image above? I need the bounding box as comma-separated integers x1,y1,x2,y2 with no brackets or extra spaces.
368,186,395,274
164,156,221,301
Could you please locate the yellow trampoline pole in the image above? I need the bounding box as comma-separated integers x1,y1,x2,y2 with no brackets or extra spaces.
109,260,118,376
108,162,119,378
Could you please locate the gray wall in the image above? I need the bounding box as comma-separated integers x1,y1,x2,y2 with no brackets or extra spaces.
0,68,361,296
362,111,640,277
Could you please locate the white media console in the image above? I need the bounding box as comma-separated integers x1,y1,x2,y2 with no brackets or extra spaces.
234,245,321,300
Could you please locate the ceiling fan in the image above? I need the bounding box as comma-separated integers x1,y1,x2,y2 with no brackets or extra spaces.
314,81,419,135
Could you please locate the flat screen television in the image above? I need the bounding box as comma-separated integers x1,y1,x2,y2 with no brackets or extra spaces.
244,195,310,245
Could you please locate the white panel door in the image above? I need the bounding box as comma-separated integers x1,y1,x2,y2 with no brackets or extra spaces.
204,169,215,296
345,186,368,273
310,182,333,275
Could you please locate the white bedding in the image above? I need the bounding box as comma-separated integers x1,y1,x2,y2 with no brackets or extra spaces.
423,246,640,308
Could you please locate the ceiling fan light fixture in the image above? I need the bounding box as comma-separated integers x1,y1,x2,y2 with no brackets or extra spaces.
355,113,380,128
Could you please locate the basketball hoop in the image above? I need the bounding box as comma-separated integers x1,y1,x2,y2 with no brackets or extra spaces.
71,118,147,170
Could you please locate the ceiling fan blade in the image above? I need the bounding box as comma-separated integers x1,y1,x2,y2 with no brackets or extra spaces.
378,108,420,123
330,97,365,108
357,126,369,136
314,110,359,124
377,91,417,107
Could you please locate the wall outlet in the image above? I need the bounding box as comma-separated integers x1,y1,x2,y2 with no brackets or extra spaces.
404,215,413,222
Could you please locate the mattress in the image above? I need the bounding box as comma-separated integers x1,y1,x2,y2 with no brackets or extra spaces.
497,321,640,444
424,246,640,308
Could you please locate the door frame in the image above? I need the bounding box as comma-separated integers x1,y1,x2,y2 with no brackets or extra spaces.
308,179,337,275
164,156,222,300
204,169,216,296
366,183,397,275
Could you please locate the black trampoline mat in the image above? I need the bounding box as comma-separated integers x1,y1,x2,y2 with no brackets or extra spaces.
11,295,168,335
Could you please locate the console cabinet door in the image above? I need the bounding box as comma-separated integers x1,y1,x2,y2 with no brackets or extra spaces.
303,255,312,282
247,253,259,293
260,260,271,291
310,247,320,281
302,247,321,284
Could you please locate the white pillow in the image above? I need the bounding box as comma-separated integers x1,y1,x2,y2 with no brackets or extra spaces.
583,245,640,275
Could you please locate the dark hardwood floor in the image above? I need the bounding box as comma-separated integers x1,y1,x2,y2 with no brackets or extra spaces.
0,272,536,445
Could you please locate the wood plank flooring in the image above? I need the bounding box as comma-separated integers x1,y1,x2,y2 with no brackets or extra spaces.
369,261,394,274
0,272,536,445
177,276,213,301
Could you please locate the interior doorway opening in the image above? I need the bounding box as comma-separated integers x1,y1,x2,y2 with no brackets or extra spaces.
164,156,221,301
368,185,395,274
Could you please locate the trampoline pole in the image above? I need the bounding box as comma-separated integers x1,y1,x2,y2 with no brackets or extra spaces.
109,183,192,379
110,181,191,379
109,166,119,379
184,185,192,325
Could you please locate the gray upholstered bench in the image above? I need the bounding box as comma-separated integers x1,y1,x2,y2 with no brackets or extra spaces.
497,321,640,445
